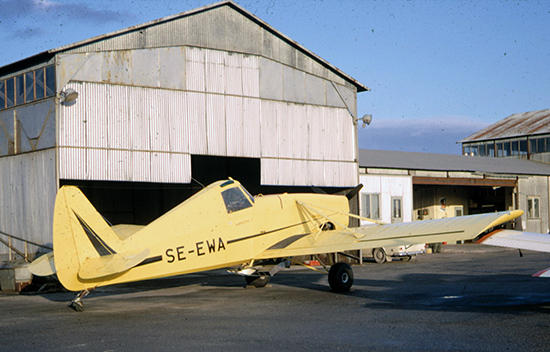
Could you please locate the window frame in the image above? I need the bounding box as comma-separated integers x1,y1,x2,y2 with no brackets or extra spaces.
362,193,380,220
527,196,540,219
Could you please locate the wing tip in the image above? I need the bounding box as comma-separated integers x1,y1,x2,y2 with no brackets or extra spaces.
532,267,550,278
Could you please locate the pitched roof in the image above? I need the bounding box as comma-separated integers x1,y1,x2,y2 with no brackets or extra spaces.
0,1,369,92
359,149,550,176
459,109,550,143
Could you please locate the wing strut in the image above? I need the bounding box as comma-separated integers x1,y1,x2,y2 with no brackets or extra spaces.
296,201,365,239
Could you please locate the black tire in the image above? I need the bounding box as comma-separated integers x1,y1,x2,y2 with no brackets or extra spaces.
328,263,354,292
245,275,270,288
373,248,387,264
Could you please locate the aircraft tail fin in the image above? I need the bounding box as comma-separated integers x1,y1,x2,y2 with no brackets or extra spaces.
53,186,145,291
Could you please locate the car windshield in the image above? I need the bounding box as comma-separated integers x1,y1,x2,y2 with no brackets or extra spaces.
221,187,253,213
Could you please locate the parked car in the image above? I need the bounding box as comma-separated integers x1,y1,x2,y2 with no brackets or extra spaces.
364,243,426,264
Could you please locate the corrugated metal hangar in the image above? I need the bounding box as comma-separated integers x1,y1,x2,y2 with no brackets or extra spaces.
0,1,369,257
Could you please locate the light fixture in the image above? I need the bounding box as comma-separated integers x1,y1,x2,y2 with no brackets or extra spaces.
59,88,79,105
355,114,372,128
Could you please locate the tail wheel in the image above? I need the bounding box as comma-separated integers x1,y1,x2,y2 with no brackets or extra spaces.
328,263,354,292
245,275,270,288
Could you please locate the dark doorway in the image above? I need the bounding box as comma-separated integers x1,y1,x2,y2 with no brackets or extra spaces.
191,155,261,194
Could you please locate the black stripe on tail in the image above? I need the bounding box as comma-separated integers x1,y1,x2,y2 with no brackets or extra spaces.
73,211,117,256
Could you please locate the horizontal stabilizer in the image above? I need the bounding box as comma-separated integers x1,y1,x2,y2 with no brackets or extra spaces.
78,249,151,280
477,229,550,253
28,252,56,276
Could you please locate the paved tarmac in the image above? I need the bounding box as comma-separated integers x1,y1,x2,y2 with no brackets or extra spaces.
1,244,550,351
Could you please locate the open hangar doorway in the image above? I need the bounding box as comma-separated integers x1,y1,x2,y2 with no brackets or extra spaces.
412,177,517,227
60,155,359,227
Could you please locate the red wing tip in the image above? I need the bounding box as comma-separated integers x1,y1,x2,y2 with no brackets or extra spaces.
476,229,505,244
532,268,550,278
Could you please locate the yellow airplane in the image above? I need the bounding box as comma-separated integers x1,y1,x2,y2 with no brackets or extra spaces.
29,178,522,311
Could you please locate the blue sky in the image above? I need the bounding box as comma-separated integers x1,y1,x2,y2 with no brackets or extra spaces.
1,0,548,154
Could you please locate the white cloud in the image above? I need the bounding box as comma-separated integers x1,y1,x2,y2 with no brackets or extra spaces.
358,116,489,155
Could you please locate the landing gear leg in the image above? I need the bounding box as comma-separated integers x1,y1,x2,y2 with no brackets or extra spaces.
69,289,90,312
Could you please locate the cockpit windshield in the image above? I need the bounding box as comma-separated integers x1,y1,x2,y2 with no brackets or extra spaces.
221,187,253,213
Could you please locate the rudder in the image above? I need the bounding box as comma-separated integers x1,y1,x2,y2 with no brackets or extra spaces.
53,186,125,291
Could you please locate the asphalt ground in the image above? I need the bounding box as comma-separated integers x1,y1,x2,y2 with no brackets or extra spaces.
1,244,550,352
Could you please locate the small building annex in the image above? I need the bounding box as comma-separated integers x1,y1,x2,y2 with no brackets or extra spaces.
359,149,550,234
0,1,369,257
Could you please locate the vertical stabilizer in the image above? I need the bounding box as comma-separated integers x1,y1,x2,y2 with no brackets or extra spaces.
53,186,124,291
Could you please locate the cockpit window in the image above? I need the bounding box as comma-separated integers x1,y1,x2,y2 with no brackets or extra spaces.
221,187,253,213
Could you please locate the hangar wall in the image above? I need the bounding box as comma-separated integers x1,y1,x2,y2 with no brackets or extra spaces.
58,46,357,187
0,149,57,255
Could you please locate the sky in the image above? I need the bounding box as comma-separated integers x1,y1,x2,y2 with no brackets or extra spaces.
1,0,548,155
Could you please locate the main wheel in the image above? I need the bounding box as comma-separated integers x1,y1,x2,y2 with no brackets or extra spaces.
328,263,354,292
245,275,270,288
373,248,387,264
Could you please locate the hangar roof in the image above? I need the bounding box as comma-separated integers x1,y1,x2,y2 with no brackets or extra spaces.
359,149,550,176
0,1,369,92
459,109,550,143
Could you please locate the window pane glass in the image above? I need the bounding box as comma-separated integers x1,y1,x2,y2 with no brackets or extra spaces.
496,143,503,157
503,142,510,156
534,198,540,218
470,145,478,156
221,188,252,213
45,66,55,97
16,75,24,105
479,144,486,156
519,140,528,155
0,80,5,109
392,198,402,218
6,78,14,107
546,138,550,153
463,145,470,155
487,142,495,157
511,141,519,155
530,139,537,153
25,71,34,103
35,68,45,99
362,194,371,218
372,194,380,220
537,138,545,154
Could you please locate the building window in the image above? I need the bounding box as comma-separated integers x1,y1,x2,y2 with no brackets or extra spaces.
35,68,45,99
45,65,55,97
0,80,4,109
519,140,528,155
487,142,495,157
511,140,519,155
15,74,24,105
6,77,14,107
529,137,548,154
478,144,486,156
392,198,402,219
0,65,55,111
527,197,540,219
25,71,34,103
362,193,380,220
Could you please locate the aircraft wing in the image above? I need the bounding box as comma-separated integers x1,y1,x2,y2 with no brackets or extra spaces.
477,229,550,253
256,210,522,259
477,229,550,278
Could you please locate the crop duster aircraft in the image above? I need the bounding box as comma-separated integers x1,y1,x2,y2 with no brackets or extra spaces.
30,179,523,311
